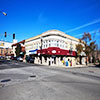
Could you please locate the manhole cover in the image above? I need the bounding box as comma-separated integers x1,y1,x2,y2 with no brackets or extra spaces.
1,79,11,83
29,75,36,78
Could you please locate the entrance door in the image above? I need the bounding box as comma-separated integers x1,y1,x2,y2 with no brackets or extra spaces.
52,55,56,64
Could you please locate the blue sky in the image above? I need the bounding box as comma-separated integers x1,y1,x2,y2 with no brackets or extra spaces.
0,0,100,46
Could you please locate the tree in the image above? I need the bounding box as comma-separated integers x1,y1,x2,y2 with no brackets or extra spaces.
76,40,84,64
15,44,21,57
76,32,97,65
20,50,26,58
81,32,91,43
81,32,97,64
89,41,97,63
76,44,83,55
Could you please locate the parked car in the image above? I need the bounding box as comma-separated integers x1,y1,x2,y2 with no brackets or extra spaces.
26,56,34,63
25,56,30,62
17,57,23,62
29,57,34,63
11,56,17,60
0,56,4,60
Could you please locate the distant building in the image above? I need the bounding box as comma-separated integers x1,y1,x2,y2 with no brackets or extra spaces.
12,40,25,57
25,30,86,66
0,41,13,57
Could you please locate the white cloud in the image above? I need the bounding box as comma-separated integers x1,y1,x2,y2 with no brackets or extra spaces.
65,19,100,33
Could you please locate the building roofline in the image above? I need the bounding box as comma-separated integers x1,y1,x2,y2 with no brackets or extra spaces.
25,30,79,42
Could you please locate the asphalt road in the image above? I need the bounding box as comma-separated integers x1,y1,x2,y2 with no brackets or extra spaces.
0,60,100,100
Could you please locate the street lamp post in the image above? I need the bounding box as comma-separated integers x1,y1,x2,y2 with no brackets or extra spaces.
70,39,73,66
70,39,73,55
0,11,7,16
0,10,7,58
40,37,43,64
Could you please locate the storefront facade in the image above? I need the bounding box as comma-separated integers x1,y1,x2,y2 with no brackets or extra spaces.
25,30,86,66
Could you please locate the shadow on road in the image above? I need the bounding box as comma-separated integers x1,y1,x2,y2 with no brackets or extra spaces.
95,64,100,68
0,60,42,70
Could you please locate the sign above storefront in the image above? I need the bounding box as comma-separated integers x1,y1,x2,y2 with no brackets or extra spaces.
52,50,56,53
0,43,4,46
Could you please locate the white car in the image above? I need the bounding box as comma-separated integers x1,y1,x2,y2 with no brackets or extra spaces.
17,57,23,62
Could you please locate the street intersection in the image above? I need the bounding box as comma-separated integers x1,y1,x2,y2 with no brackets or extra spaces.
0,60,100,100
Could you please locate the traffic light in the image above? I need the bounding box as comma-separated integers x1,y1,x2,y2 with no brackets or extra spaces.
13,33,15,39
4,32,7,37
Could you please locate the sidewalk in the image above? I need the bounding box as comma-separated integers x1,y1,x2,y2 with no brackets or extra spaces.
24,61,99,69
68,63,99,68
55,63,99,68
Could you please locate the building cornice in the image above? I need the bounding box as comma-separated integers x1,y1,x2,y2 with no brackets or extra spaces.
25,30,79,43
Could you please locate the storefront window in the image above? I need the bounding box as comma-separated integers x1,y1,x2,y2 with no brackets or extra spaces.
46,44,47,48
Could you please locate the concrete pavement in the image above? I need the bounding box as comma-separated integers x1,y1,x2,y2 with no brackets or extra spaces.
0,60,100,100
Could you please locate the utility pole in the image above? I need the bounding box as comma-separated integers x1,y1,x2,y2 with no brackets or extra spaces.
70,39,72,66
40,37,43,64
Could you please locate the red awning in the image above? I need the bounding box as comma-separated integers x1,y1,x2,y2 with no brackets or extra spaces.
37,47,76,56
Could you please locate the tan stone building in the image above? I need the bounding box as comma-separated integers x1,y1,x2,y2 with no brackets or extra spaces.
25,30,86,66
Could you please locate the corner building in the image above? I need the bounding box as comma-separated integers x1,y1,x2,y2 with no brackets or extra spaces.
25,30,85,66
